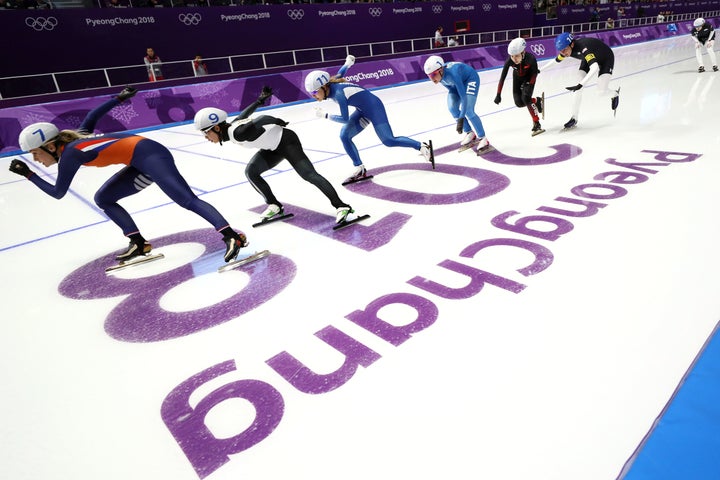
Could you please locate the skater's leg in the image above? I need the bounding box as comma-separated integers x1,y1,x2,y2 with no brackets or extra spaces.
596,73,617,97
706,43,718,67
279,130,350,209
569,69,586,122
245,151,283,207
372,122,421,150
696,46,705,68
94,166,148,236
339,111,367,167
462,94,487,138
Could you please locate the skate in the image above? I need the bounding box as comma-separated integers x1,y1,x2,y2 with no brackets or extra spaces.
531,121,546,137
698,66,705,73
252,204,294,228
421,140,435,169
562,117,577,131
219,249,271,273
458,131,478,152
115,239,152,261
475,137,495,155
714,65,719,72
105,252,165,274
117,86,137,101
333,206,370,230
611,86,621,116
223,232,249,263
536,93,545,120
342,164,374,186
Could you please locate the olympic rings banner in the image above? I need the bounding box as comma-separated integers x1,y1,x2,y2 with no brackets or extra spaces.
0,21,697,156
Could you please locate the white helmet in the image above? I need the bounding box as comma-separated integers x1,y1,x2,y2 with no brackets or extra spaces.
304,70,330,93
194,107,228,131
508,37,526,56
19,122,59,152
423,55,444,75
694,18,704,28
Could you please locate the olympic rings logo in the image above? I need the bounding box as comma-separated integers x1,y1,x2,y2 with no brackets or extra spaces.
482,4,492,12
431,5,442,14
178,13,202,25
523,2,532,10
530,43,545,56
287,9,304,20
25,16,58,31
368,7,382,17
560,7,568,15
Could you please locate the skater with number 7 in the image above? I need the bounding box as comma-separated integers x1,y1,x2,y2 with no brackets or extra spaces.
9,86,249,271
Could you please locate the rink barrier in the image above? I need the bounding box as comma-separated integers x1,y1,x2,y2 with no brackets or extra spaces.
0,19,711,156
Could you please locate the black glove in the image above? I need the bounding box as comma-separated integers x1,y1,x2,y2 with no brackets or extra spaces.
456,117,464,134
258,86,272,104
117,85,137,101
493,93,501,105
566,84,583,92
10,159,32,178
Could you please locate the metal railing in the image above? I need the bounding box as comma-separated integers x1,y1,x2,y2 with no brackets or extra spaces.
1,11,714,102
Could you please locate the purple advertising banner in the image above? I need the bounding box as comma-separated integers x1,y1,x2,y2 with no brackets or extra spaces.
0,19,705,155
0,2,532,78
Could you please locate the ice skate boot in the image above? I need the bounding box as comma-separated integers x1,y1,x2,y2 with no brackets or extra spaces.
117,86,137,101
714,66,719,72
563,117,577,130
420,141,435,169
116,238,152,262
261,204,282,220
223,231,249,263
253,204,294,227
698,66,705,73
333,205,370,230
342,164,373,185
611,87,621,116
458,132,481,152
531,121,546,137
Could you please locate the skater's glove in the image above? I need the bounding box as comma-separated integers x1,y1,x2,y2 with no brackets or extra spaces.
9,159,32,178
566,84,583,92
706,40,715,48
455,117,464,134
493,94,502,105
315,106,328,119
258,86,273,104
343,55,356,68
117,86,137,102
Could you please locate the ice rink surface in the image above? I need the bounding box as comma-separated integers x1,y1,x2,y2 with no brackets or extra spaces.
1,35,719,480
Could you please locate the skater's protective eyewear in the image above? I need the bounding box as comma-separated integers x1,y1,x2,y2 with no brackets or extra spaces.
427,69,442,82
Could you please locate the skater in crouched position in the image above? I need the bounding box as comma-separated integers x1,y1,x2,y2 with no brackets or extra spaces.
495,37,545,136
305,55,433,184
9,87,247,264
194,87,356,224
543,32,620,130
691,17,718,73
423,55,491,151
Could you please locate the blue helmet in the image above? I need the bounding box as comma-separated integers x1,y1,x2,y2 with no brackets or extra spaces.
555,32,574,52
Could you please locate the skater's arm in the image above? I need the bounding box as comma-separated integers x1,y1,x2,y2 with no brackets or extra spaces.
253,115,288,128
577,62,599,87
232,86,273,122
497,62,511,94
27,155,82,199
78,97,122,134
336,55,355,78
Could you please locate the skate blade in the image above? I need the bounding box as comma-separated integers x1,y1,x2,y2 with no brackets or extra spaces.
342,174,374,186
252,213,294,228
333,214,370,231
458,139,481,153
531,128,546,137
541,92,545,120
475,145,495,156
428,139,435,170
218,249,270,273
106,253,165,274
